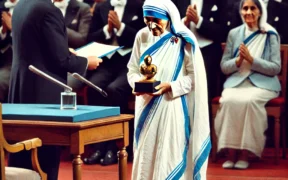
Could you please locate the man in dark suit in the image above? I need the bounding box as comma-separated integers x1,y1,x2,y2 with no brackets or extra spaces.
84,0,144,165
8,0,102,179
55,0,91,49
172,0,226,107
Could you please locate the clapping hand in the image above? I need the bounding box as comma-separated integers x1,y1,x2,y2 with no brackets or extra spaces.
108,10,121,31
185,4,199,25
2,12,12,31
239,43,253,64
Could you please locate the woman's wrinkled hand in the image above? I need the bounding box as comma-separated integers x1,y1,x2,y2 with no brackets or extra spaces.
239,43,253,64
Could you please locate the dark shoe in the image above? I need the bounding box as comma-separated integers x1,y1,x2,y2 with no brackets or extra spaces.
100,150,118,166
83,150,102,165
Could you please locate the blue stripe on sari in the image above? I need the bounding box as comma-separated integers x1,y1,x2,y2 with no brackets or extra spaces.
135,96,158,146
233,30,261,58
166,41,190,180
267,30,278,38
166,96,190,180
140,33,173,64
193,137,212,180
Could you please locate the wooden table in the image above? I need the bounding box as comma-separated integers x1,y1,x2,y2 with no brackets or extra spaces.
2,114,134,180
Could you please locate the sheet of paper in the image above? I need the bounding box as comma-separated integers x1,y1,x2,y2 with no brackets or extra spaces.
75,42,124,58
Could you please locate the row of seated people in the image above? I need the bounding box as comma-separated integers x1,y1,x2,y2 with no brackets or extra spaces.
0,0,287,168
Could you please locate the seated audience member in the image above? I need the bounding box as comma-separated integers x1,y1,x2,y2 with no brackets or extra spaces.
83,0,145,166
0,0,17,102
215,0,281,169
54,0,91,49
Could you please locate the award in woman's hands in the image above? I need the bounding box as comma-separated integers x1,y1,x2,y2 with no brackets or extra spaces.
134,55,161,93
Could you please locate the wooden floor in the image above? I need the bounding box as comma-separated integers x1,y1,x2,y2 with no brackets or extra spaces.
58,149,288,180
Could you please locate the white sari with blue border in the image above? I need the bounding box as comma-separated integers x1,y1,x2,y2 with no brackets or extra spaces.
127,0,210,179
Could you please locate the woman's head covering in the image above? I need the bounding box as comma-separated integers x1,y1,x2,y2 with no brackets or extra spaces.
239,0,276,32
142,0,211,178
143,0,198,50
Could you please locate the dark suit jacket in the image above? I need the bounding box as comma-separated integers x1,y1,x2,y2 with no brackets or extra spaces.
172,0,226,42
87,0,144,48
9,0,87,104
0,31,12,67
65,0,91,48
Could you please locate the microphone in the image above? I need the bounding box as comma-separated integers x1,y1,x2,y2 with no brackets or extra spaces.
71,73,108,97
29,65,73,92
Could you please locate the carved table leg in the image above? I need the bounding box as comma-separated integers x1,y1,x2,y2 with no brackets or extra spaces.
118,147,128,180
72,155,83,180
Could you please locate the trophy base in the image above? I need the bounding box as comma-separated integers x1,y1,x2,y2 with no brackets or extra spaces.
134,81,161,93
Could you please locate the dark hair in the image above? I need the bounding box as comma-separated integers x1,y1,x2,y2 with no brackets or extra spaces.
239,0,263,15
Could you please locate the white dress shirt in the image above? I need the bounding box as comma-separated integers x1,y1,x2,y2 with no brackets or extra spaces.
53,0,70,16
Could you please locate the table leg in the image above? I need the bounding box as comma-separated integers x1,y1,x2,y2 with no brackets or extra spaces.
118,147,128,180
72,154,83,180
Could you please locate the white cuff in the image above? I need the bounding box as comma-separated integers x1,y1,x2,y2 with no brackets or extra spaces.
103,25,112,40
0,26,7,40
115,23,125,37
169,81,180,98
181,17,189,27
196,16,203,29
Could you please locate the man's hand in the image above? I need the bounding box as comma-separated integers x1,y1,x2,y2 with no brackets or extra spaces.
108,11,113,33
87,56,103,70
2,12,12,31
1,21,7,34
185,4,199,25
149,82,171,96
108,10,121,30
239,43,253,64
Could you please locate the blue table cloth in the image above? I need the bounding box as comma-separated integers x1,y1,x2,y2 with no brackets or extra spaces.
2,104,120,122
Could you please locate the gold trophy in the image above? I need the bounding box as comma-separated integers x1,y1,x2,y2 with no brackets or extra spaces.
134,55,161,93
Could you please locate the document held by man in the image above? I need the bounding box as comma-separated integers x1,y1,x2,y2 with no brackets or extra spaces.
76,42,124,58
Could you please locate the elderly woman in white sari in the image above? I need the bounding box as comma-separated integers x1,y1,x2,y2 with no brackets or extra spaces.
127,0,210,179
215,0,281,169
